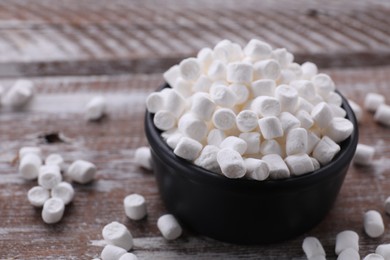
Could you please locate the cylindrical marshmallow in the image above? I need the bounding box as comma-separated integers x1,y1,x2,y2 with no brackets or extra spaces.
251,96,281,117
262,154,290,179
311,102,333,128
163,65,180,87
286,128,308,155
51,182,74,205
172,77,192,98
363,254,385,260
193,75,212,93
374,104,390,127
348,99,362,123
353,144,375,166
227,62,253,84
364,210,384,238
157,214,182,240
178,113,208,141
279,112,300,133
174,137,202,161
27,186,50,207
301,61,318,79
209,83,237,108
289,63,303,78
296,110,314,129
326,92,342,106
124,193,147,220
179,57,201,81
197,47,214,72
220,136,247,155
279,69,297,84
335,230,359,255
258,116,284,140
166,131,183,150
19,146,42,160
260,140,282,156
45,153,65,171
38,165,62,189
338,248,360,260
306,131,321,155
324,117,354,143
290,80,316,101
2,79,34,108
41,197,65,224
313,136,341,165
212,108,236,131
214,40,242,63
19,153,42,180
194,145,221,173
85,96,106,121
239,132,260,154
312,73,335,98
207,60,227,81
285,153,314,176
364,93,385,112
102,221,133,251
207,129,226,147
164,89,186,118
272,48,292,68
311,157,321,171
253,59,280,80
191,92,216,121
146,92,165,114
67,160,97,184
244,39,272,61
244,158,269,181
275,84,298,112
230,84,249,104
250,79,276,97
302,236,326,259
119,253,138,260
134,146,152,170
236,110,258,132
153,110,176,131
296,97,314,113
376,244,390,260
101,245,127,260
217,148,246,178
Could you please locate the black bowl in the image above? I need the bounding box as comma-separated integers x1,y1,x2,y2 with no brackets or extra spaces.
145,84,358,244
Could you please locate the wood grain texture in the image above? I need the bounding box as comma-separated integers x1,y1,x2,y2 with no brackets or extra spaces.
0,66,390,259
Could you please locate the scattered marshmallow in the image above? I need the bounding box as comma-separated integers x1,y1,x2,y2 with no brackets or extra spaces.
19,153,42,180
217,148,246,178
245,158,269,181
27,186,50,207
19,146,42,160
174,137,202,161
364,210,384,238
258,116,283,140
363,254,385,260
134,146,152,170
124,194,147,220
312,136,341,165
335,230,359,255
179,58,201,82
45,153,65,171
374,104,390,127
41,197,65,224
338,248,360,260
364,93,385,112
220,136,247,155
101,245,127,260
324,117,354,143
302,236,326,259
102,221,133,251
262,154,290,179
353,144,375,166
85,96,106,121
2,79,34,108
157,214,182,240
119,253,138,260
376,244,390,260
51,182,75,205
67,160,97,184
38,165,62,189
285,153,314,176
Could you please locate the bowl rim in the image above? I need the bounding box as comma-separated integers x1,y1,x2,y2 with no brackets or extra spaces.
145,83,359,190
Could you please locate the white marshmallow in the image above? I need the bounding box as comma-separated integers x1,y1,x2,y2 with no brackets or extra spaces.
19,153,42,180
2,79,34,108
279,112,300,133
308,94,324,106
244,39,272,61
212,108,236,131
262,154,290,179
194,145,221,173
288,63,303,79
306,131,321,154
134,146,152,170
178,113,208,141
326,92,343,106
207,60,227,81
324,117,354,143
260,139,282,156
102,221,133,251
251,96,281,117
286,128,307,155
302,236,326,259
19,146,42,159
163,65,180,87
146,92,164,113
330,104,347,118
338,248,360,260
207,129,226,146
296,97,314,113
174,137,202,161
376,244,390,260
164,89,186,118
250,79,276,97
51,182,74,205
41,197,65,224
165,130,183,149
173,77,192,98
214,40,242,63
258,116,284,140
279,69,297,84
217,148,246,178
193,75,212,93
27,186,50,207
101,245,127,260
312,136,341,165
364,93,385,112
311,102,333,128
45,153,65,171
124,194,147,220
191,92,216,121
220,136,247,155
363,254,385,260
239,132,260,154
348,99,363,123
374,104,390,127
311,157,321,171
209,83,237,108
157,214,182,240
296,110,314,129
179,57,201,82
312,73,335,98
244,158,269,181
119,253,138,260
272,48,292,68
38,165,62,189
153,110,176,131
236,110,258,132
227,62,253,84
253,59,280,80
335,230,359,255
67,160,97,184
230,84,249,104
285,153,314,176
385,197,390,215
364,210,384,238
301,62,318,79
290,80,316,101
85,96,106,121
197,47,214,72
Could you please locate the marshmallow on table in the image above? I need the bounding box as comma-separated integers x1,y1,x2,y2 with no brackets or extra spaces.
124,193,147,220
364,93,385,112
311,102,333,128
236,110,258,132
348,99,363,123
207,129,226,146
19,153,42,180
338,248,360,260
286,128,307,155
194,145,221,173
212,108,236,131
230,84,249,104
220,136,247,155
27,186,50,207
41,197,65,224
363,254,385,260
157,214,182,240
250,79,276,97
279,112,300,133
101,245,127,260
134,146,152,170
38,164,62,189
179,57,201,82
163,65,180,87
67,160,96,184
312,73,335,98
239,132,260,154
353,144,375,166
178,113,208,141
376,244,390,260
119,253,138,260
102,221,133,251
244,39,272,61
374,104,390,127
217,148,246,178
260,139,282,156
335,230,359,255
51,182,74,205
227,62,253,84
19,146,42,159
296,110,314,129
262,154,290,179
285,153,314,176
85,96,106,121
251,96,281,117
207,60,227,81
301,62,318,79
324,117,354,143
45,153,65,171
2,79,34,108
275,84,298,112
364,210,384,238
190,92,216,121
174,137,202,161
253,60,280,80
153,110,176,131
209,83,237,108
245,158,269,181
193,75,212,93
302,236,326,259
313,136,341,165
258,116,284,140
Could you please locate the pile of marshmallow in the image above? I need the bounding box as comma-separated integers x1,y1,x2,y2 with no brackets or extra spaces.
146,39,354,179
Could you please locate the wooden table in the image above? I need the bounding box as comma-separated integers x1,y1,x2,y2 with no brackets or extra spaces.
0,1,389,259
